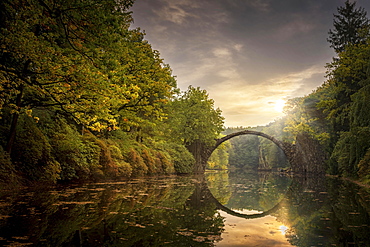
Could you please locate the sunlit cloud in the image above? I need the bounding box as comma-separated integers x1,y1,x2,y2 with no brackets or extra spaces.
209,65,325,127
265,65,325,96
272,99,286,113
129,0,351,127
213,47,232,58
150,0,230,27
233,44,244,52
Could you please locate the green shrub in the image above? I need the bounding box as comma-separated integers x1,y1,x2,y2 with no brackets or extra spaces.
332,127,370,177
110,144,124,160
358,148,370,183
125,148,148,177
0,146,19,186
116,161,133,177
155,142,194,174
51,123,87,180
109,144,132,177
155,150,174,174
47,118,104,181
12,116,61,183
142,149,157,175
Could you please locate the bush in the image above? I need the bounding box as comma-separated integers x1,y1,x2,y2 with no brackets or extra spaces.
155,150,174,174
46,118,106,181
109,144,132,177
125,148,148,177
0,146,19,187
358,148,370,183
142,149,157,175
332,127,370,177
12,116,61,183
156,142,194,174
116,161,133,177
51,120,88,180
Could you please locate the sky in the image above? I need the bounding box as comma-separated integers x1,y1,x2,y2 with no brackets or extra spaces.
129,0,370,127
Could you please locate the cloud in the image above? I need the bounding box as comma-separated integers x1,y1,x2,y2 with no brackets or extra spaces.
170,41,247,89
151,0,199,25
213,48,232,58
208,65,326,126
247,0,272,12
273,16,316,41
269,66,323,98
129,0,370,126
267,65,326,97
148,0,230,27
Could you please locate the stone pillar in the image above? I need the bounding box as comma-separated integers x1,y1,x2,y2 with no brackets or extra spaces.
186,140,212,174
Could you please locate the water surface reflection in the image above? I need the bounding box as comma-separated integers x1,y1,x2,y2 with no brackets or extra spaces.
208,171,370,246
0,176,223,246
0,172,369,246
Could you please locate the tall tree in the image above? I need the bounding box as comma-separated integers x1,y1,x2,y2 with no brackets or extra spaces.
0,0,135,153
164,86,224,164
0,0,177,154
327,0,369,53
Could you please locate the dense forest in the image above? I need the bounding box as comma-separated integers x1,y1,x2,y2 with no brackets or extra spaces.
0,0,224,186
1,0,370,186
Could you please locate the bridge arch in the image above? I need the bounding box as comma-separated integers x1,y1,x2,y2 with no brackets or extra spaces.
212,130,289,156
193,130,294,173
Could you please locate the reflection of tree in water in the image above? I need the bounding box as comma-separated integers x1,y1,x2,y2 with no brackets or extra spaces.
275,176,370,247
201,172,291,219
204,172,370,246
0,178,225,247
1,175,369,246
206,171,292,213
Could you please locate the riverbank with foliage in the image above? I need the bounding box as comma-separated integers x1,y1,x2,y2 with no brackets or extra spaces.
0,0,224,187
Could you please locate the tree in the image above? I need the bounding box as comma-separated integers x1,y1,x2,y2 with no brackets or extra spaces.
165,86,224,147
113,33,177,139
0,0,136,153
0,0,177,155
327,0,369,53
164,86,224,164
226,130,260,169
208,140,231,170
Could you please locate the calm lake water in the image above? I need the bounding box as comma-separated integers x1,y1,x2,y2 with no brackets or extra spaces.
0,171,369,246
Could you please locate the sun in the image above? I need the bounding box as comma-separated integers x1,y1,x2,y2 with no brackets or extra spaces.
279,225,289,235
274,99,286,113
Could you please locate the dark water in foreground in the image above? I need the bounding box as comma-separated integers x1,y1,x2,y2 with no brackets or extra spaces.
0,171,370,246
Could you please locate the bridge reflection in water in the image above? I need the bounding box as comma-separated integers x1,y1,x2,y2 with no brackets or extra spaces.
0,172,369,246
187,173,291,220
189,171,370,247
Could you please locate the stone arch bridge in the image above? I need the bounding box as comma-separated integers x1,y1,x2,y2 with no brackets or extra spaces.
191,130,326,174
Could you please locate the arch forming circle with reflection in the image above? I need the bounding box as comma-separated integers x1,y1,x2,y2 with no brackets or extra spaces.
203,178,293,219
206,130,294,219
